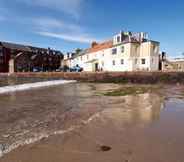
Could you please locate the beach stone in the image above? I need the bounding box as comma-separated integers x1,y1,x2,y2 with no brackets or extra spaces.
100,145,112,152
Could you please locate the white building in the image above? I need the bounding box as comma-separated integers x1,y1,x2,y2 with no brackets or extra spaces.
65,31,160,72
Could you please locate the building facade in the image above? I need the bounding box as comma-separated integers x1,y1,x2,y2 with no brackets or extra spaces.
68,31,160,72
162,58,184,71
0,41,63,73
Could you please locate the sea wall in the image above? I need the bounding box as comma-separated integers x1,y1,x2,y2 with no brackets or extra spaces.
1,71,184,84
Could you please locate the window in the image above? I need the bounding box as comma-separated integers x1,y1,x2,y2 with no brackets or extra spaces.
117,36,120,43
112,48,117,55
141,59,146,65
135,58,138,64
153,45,158,53
121,46,125,53
80,56,82,61
112,60,115,66
0,58,3,64
86,55,89,60
0,48,3,57
152,58,154,63
121,59,124,65
101,61,104,66
135,46,138,53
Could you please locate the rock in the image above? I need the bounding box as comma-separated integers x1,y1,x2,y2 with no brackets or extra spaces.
100,145,112,152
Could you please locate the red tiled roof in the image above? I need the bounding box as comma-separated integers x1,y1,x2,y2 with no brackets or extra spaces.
87,40,113,53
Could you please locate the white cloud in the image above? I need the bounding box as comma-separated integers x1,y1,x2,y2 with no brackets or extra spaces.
17,0,84,17
33,18,82,32
32,17,101,43
37,31,100,43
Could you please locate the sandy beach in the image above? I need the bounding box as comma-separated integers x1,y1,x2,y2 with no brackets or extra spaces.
0,83,184,162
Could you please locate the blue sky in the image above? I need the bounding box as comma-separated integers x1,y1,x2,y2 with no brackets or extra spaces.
0,0,183,56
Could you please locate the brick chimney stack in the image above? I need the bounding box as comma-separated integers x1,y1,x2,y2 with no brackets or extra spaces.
91,41,98,48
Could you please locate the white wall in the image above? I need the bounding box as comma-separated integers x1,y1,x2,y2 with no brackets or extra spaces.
71,41,159,72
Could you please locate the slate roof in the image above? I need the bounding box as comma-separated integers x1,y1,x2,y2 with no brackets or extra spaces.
1,42,31,52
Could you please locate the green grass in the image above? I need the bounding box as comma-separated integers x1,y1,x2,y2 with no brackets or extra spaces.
102,86,160,96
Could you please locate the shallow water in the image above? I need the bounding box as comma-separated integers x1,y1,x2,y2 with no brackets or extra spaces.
0,82,184,162
0,77,61,87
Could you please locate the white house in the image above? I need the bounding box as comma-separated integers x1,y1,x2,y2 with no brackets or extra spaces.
65,31,160,72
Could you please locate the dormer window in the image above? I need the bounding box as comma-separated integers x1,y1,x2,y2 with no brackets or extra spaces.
112,48,117,55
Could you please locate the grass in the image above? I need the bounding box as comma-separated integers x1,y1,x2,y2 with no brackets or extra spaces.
101,85,161,96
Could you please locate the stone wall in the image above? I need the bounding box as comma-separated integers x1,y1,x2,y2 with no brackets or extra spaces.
3,72,184,84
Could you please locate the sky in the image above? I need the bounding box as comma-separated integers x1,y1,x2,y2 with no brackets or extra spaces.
0,0,184,57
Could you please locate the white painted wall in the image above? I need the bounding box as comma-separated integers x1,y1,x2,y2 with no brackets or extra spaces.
70,41,159,72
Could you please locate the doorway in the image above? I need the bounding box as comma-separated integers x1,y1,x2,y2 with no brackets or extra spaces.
95,63,99,72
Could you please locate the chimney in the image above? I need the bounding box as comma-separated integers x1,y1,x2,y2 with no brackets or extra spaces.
91,41,98,48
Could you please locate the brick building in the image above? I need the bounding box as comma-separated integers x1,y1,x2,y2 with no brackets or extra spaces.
0,41,63,73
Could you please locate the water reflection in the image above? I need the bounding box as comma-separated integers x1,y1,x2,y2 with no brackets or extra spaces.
0,83,165,157
93,93,164,129
1,83,184,162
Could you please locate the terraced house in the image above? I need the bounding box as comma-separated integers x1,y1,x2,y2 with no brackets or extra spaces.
0,41,63,73
69,31,160,72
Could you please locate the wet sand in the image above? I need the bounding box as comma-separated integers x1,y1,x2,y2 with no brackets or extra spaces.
0,83,184,162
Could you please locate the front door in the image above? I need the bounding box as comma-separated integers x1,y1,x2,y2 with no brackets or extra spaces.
95,63,99,72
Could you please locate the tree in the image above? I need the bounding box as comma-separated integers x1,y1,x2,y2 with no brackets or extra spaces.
75,48,82,54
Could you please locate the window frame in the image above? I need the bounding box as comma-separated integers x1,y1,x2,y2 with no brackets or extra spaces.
112,60,116,66
117,36,120,43
141,58,146,65
121,46,125,53
112,48,117,55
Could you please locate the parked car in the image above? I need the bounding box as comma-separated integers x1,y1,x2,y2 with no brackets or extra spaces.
56,65,70,72
33,67,42,72
70,65,83,72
